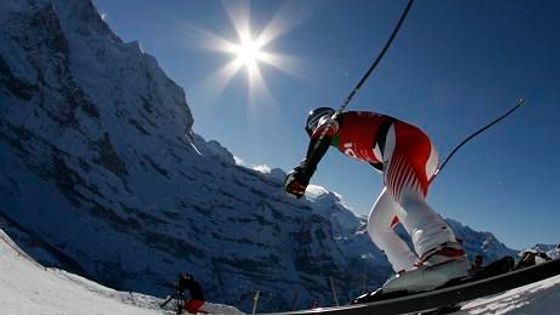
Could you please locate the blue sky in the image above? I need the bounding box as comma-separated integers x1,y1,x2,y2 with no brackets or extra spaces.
93,0,560,250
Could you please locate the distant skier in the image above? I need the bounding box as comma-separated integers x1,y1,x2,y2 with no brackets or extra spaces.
176,273,205,314
284,108,470,293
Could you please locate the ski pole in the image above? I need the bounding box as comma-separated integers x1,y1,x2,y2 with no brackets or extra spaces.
335,0,415,117
160,295,174,308
433,98,526,178
310,0,415,154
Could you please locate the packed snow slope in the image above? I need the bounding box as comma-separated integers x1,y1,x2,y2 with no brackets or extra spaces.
1,227,560,315
0,0,517,312
456,274,560,314
0,228,242,315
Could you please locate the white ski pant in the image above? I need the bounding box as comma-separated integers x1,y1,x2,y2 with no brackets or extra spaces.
367,121,458,273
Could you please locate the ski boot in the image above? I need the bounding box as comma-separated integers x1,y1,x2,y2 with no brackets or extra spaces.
381,242,469,294
353,242,469,304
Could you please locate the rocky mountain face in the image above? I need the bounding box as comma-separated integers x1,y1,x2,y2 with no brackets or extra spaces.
0,0,516,311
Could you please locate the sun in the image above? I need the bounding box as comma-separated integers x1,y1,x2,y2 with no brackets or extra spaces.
220,23,274,82
198,1,304,105
232,36,264,73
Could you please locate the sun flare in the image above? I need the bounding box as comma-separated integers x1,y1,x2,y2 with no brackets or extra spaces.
232,37,264,72
199,1,305,105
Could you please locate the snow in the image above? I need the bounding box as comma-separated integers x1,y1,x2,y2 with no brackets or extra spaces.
456,274,560,315
0,229,243,315
2,227,560,315
305,185,331,198
548,248,560,260
0,230,156,314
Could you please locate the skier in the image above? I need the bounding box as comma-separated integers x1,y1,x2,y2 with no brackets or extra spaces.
284,107,470,293
176,273,205,314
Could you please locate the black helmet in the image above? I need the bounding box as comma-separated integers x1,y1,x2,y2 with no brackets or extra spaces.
181,272,193,280
305,107,335,136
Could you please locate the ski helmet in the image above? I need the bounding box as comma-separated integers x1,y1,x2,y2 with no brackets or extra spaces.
181,272,193,281
305,107,335,136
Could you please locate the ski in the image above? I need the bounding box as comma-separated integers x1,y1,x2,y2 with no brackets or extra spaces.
159,295,174,308
262,258,560,315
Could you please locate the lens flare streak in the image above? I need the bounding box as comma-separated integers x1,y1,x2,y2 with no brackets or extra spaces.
199,1,305,105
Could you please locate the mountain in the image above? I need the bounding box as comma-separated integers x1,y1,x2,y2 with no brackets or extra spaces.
446,219,517,263
0,0,516,312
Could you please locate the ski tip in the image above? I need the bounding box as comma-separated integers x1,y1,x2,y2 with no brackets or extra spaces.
517,98,526,106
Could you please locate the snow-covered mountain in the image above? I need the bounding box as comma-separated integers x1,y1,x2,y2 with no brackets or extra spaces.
0,0,517,312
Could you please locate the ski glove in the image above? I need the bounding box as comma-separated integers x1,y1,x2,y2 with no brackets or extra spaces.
284,167,309,199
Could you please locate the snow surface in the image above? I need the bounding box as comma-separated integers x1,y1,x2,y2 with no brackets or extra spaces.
2,227,560,315
0,229,243,315
457,274,560,315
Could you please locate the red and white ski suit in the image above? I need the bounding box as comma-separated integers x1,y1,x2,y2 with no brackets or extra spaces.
306,111,458,272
